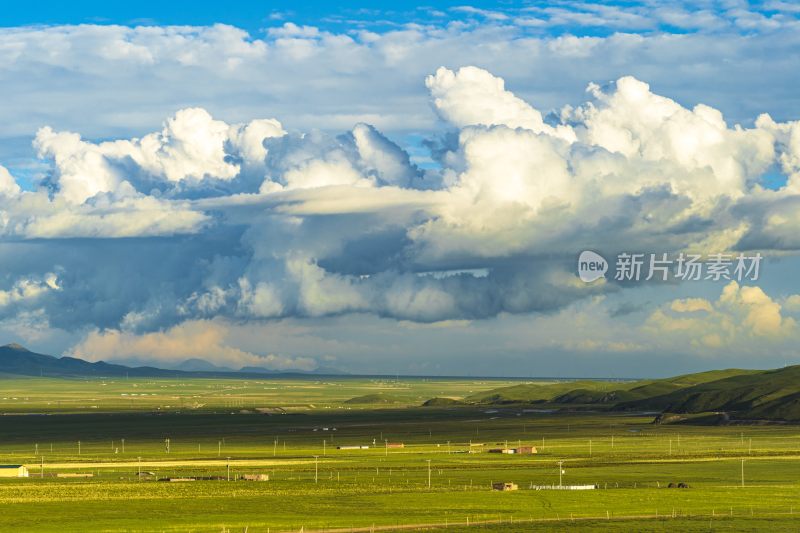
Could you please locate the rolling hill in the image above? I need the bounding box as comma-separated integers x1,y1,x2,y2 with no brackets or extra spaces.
466,379,640,404
615,365,800,421
457,366,800,423
554,369,758,405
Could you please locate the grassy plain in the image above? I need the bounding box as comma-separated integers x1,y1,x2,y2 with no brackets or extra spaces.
2,375,800,531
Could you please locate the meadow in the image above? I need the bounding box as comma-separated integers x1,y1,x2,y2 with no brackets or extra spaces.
2,375,800,531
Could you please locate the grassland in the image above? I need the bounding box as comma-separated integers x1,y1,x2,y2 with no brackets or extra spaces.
2,375,800,531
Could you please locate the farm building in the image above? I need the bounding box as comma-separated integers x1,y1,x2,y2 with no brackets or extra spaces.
492,482,518,491
515,446,537,454
386,443,404,449
0,465,28,478
337,445,369,450
488,447,537,454
531,484,598,490
241,474,269,481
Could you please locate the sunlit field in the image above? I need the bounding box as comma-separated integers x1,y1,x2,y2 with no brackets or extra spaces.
3,376,800,532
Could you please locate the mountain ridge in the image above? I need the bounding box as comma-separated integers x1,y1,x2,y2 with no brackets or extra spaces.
0,344,345,378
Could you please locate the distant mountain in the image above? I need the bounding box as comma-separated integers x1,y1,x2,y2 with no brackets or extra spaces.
313,365,349,376
0,343,181,378
239,366,274,374
239,365,348,376
176,358,234,372
0,343,346,379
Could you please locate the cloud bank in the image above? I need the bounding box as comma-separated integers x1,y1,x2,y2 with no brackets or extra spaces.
1,31,800,370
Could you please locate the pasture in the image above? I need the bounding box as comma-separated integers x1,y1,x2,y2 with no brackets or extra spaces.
2,375,800,531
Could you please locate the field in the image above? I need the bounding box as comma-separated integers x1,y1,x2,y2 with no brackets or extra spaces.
2,375,800,531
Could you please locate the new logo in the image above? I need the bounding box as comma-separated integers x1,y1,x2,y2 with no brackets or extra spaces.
578,250,608,283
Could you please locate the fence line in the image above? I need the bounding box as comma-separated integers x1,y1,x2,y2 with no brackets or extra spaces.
271,509,800,533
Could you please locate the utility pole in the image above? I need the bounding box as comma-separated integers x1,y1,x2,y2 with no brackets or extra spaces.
218,441,221,457
40,456,44,478
385,440,388,457
558,461,564,487
323,440,326,456
35,443,38,456
121,439,125,453
741,459,745,488
78,441,81,455
314,455,319,483
426,460,432,489
165,438,170,454
227,457,231,481
138,457,141,480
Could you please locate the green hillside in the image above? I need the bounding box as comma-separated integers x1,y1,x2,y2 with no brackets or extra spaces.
466,380,636,404
616,366,800,421
555,369,759,405
421,397,466,406
469,369,757,407
464,367,800,423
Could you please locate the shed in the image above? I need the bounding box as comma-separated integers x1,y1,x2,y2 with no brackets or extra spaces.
514,446,538,454
386,443,404,449
241,474,269,481
0,465,28,478
492,482,518,491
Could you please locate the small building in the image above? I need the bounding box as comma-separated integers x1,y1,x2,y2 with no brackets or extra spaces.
56,473,93,478
489,448,516,454
514,446,538,454
531,484,598,490
241,474,269,481
337,445,369,450
0,465,28,478
492,482,518,491
386,443,404,449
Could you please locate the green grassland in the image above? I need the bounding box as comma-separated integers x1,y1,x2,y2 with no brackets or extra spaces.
2,375,800,532
0,375,523,413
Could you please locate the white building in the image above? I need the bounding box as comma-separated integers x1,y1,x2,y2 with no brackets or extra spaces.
0,465,29,478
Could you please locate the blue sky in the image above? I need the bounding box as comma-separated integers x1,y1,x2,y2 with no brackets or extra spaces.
0,1,799,377
4,1,796,35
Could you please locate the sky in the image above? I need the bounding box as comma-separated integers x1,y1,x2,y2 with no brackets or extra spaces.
1,1,800,377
